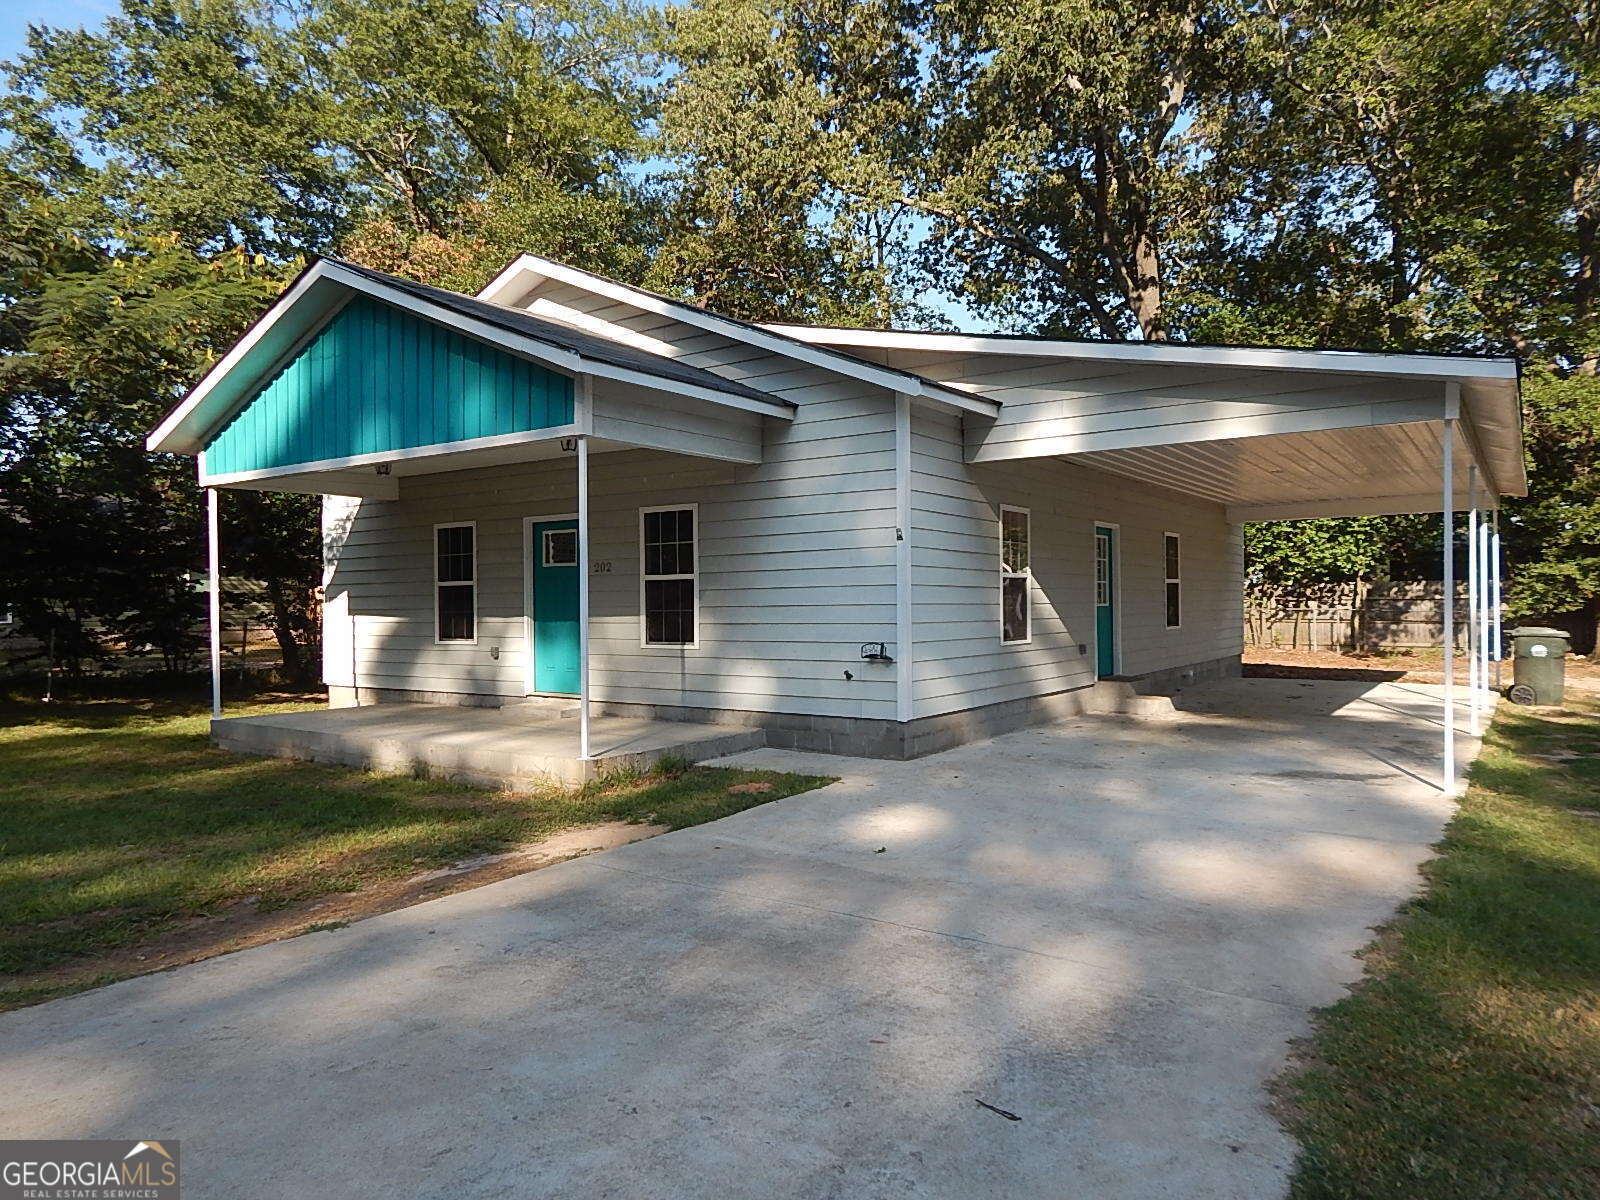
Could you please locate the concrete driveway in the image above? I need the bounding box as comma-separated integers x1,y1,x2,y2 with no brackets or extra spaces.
0,679,1474,1199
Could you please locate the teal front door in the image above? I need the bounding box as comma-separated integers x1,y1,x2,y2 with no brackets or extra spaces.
1094,525,1116,678
531,520,580,695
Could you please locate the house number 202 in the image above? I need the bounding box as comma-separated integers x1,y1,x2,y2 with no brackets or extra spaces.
592,560,612,574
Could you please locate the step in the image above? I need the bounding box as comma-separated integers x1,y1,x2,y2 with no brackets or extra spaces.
1086,679,1180,721
502,697,581,719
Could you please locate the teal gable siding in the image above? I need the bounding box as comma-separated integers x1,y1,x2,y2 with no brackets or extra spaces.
204,295,575,476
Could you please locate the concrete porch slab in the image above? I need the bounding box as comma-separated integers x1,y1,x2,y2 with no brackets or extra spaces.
212,703,766,787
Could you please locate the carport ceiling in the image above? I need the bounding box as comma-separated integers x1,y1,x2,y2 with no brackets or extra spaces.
1069,420,1484,522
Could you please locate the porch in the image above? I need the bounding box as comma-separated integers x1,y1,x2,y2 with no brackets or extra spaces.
212,702,764,787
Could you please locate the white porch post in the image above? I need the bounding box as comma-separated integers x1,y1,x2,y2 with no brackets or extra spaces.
1491,509,1504,690
1479,510,1493,702
207,486,222,720
1442,413,1456,792
1467,470,1480,736
577,435,592,760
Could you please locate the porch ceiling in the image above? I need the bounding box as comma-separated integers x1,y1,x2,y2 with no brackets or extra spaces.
1071,420,1493,522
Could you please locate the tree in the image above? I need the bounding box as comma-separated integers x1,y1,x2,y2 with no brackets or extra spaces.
662,0,1262,337
2,0,663,681
1502,370,1600,645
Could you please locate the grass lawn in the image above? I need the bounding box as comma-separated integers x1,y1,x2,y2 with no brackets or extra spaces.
0,688,833,1011
1283,694,1600,1197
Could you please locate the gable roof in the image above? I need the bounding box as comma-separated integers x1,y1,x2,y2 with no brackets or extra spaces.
331,260,786,410
476,255,1003,418
147,257,792,456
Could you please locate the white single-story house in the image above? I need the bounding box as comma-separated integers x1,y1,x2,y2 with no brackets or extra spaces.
148,254,1523,782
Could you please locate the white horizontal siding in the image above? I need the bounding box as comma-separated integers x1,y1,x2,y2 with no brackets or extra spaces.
326,377,899,718
909,405,1241,720
590,377,762,462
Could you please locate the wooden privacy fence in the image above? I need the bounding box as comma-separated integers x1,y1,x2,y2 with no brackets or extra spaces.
1245,581,1478,652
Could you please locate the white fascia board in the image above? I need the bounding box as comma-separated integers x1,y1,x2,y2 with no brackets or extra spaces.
764,323,1520,383
198,423,584,487
478,254,1001,418
147,262,331,454
149,259,785,456
148,260,584,456
219,472,401,501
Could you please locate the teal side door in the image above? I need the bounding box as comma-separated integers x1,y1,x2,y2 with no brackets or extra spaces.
531,520,580,695
1094,525,1116,678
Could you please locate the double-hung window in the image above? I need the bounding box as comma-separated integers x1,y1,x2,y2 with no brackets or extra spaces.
1000,505,1030,644
435,523,476,643
1164,532,1181,628
641,506,697,646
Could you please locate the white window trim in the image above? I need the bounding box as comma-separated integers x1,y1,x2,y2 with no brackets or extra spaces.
639,503,699,649
1164,531,1182,629
1000,504,1031,646
433,521,478,645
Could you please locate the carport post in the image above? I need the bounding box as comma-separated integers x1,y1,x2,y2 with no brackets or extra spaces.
1467,470,1480,736
1491,510,1504,689
1442,414,1456,792
207,487,222,721
1480,512,1493,701
577,434,592,761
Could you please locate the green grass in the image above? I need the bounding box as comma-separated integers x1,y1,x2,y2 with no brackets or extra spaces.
1284,698,1600,1197
0,689,833,1009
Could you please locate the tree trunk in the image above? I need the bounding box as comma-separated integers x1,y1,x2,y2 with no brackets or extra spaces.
265,578,309,685
1576,202,1597,376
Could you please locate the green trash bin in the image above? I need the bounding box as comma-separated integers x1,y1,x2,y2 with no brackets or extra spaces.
1508,627,1570,706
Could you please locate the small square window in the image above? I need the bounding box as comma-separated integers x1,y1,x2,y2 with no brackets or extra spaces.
542,529,577,567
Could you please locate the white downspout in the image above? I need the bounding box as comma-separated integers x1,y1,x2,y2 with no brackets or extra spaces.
894,392,913,726
577,434,591,761
207,486,222,721
1442,406,1457,793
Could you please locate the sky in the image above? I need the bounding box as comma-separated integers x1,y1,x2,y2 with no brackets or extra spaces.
1,0,116,64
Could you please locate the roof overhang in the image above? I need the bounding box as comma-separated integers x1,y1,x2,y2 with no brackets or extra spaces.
477,255,1002,419
766,324,1526,499
148,260,793,458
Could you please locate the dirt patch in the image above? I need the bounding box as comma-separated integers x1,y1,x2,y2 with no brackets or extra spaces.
2,820,666,1007
1245,646,1600,689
